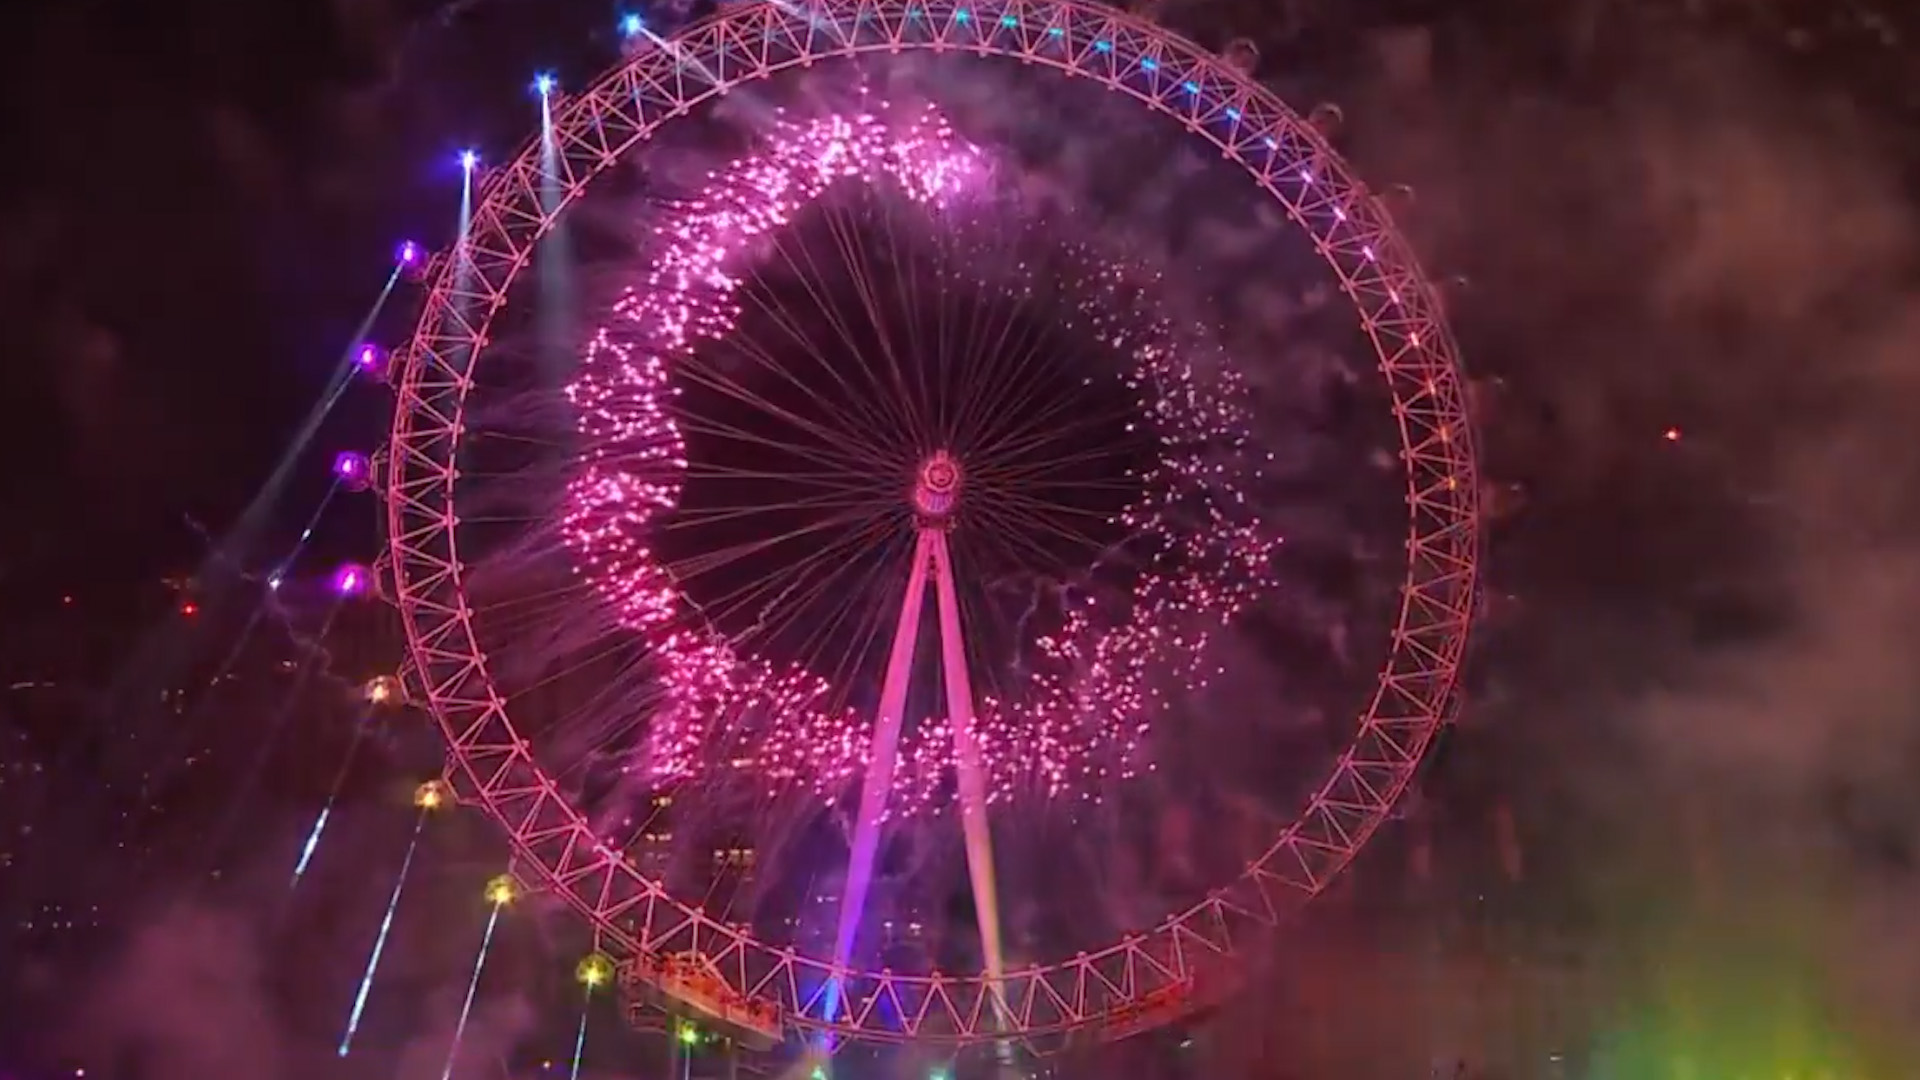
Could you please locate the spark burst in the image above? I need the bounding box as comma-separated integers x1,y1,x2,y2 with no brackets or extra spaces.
560,107,1277,814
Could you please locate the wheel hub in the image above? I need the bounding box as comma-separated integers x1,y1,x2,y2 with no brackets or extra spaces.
911,450,962,521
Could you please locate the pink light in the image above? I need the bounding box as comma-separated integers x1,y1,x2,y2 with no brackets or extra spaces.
332,451,372,491
558,108,1279,814
331,563,371,598
397,240,422,265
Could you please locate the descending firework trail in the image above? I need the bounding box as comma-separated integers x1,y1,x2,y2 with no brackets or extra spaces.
568,1008,589,1080
558,105,1279,816
339,807,430,1057
291,723,370,889
208,606,344,871
442,889,509,1080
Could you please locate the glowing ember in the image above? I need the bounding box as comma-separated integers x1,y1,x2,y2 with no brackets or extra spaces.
560,108,1278,813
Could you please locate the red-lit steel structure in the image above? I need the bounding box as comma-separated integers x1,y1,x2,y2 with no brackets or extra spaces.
383,0,1479,1048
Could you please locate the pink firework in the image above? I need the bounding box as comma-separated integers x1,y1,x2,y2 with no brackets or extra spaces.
561,107,1278,813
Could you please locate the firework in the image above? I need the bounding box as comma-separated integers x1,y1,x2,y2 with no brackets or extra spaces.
561,107,1278,814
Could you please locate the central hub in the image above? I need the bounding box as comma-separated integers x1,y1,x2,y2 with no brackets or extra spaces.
911,451,962,522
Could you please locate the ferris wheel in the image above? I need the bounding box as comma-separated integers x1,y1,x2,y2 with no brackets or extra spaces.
383,0,1479,1053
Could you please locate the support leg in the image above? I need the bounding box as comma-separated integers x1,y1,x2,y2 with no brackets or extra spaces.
929,532,1015,1069
827,530,935,1020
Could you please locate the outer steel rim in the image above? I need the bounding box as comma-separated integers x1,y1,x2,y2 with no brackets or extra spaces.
384,0,1479,1045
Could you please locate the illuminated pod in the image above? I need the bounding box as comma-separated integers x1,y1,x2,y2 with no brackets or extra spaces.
561,108,1278,813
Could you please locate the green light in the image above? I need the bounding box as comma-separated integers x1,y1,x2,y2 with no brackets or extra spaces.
809,1067,827,1080
930,1070,950,1080
677,1023,699,1045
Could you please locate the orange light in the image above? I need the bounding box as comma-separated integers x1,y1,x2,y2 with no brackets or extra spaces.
485,874,518,906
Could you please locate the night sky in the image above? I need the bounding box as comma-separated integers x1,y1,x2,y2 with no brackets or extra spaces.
1,0,1917,1076
0,0,709,601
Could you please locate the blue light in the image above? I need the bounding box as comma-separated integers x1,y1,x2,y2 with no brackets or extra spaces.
533,72,556,96
1141,59,1157,70
1227,108,1241,120
999,14,1015,26
1183,80,1199,93
619,12,643,36
1094,39,1112,51
459,149,479,171
955,8,970,22
1046,26,1063,36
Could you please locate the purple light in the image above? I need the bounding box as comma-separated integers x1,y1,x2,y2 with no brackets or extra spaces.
459,149,479,172
354,343,385,376
331,563,372,598
332,451,372,490
397,240,421,265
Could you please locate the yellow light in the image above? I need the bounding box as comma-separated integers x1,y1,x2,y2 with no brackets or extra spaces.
484,874,518,906
677,1023,699,1045
363,674,402,705
413,780,449,810
576,952,615,988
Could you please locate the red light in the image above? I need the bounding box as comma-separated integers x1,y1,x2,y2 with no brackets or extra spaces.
1663,427,1682,442
180,601,199,617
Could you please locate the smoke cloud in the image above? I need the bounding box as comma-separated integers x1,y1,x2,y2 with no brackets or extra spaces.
1190,11,1920,1076
32,804,555,1080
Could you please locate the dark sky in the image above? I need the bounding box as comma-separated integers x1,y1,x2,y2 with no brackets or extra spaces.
0,0,639,601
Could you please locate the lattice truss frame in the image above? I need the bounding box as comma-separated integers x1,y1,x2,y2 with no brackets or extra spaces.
384,0,1479,1046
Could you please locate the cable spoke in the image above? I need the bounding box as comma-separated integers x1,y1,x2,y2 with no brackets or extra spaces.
817,198,916,432
727,523,904,659
678,461,887,489
970,441,1138,487
723,302,913,459
659,502,889,582
661,515,905,642
674,354,898,472
746,540,902,689
728,270,913,454
670,413,876,474
765,220,923,442
658,489,887,532
969,395,1140,472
